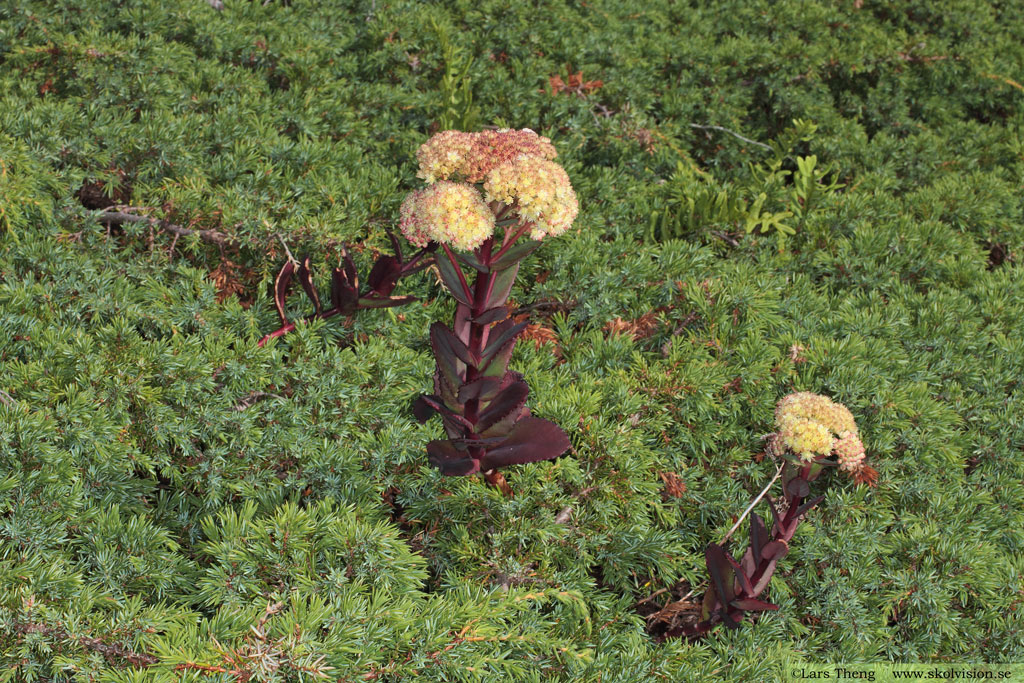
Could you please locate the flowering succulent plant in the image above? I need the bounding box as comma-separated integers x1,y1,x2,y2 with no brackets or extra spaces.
674,392,876,638
408,128,577,491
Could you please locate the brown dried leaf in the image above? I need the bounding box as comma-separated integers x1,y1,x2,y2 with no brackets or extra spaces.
604,311,660,340
659,471,687,498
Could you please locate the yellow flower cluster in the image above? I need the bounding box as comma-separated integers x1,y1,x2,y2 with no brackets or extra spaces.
416,128,557,184
778,417,835,461
775,391,856,436
483,157,579,239
775,392,862,465
399,181,496,252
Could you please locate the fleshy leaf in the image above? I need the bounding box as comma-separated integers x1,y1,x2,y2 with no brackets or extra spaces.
705,543,736,607
274,260,295,325
412,395,438,423
486,262,520,308
341,246,358,292
749,513,768,566
457,251,489,273
427,440,479,476
412,394,471,430
387,231,403,263
478,417,570,470
476,380,529,434
725,552,755,597
481,334,517,378
296,256,321,315
457,377,503,404
787,477,810,499
490,240,541,271
431,322,477,367
331,267,359,315
731,598,779,612
357,295,417,309
760,540,789,562
430,324,464,392
435,250,472,306
470,306,509,325
764,493,784,532
480,320,527,369
793,494,826,519
367,255,402,296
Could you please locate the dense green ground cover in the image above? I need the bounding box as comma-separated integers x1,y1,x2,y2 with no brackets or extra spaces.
2,0,1024,680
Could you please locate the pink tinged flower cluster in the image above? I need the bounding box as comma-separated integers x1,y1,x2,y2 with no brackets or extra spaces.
416,128,557,184
404,128,579,250
833,431,866,473
399,181,495,252
775,391,864,467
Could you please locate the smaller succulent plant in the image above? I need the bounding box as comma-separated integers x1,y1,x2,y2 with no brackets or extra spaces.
258,233,434,347
674,392,876,638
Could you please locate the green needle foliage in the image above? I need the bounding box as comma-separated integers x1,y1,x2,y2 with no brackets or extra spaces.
2,0,1024,680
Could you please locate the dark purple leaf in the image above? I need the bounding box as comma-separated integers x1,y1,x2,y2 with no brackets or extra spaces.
486,262,519,309
787,477,810,499
451,434,508,448
440,414,468,440
725,552,754,597
387,231,403,263
764,493,784,532
357,295,417,309
435,368,458,408
751,559,779,596
470,306,509,325
477,374,528,437
296,256,322,315
452,305,471,348
412,395,438,423
476,380,530,434
793,494,826,519
700,584,717,622
435,250,472,306
367,255,402,296
430,325,463,393
480,320,527,369
706,543,736,606
412,394,472,430
331,267,359,314
731,598,779,612
480,336,517,379
427,440,479,476
274,261,296,325
749,513,768,565
431,322,477,367
456,251,488,273
457,377,503,404
478,417,570,470
760,540,789,562
490,240,541,271
341,246,358,291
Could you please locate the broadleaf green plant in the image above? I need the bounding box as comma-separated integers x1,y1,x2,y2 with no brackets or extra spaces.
406,129,578,492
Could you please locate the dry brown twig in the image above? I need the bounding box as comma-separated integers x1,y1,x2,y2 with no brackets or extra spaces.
95,208,235,248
